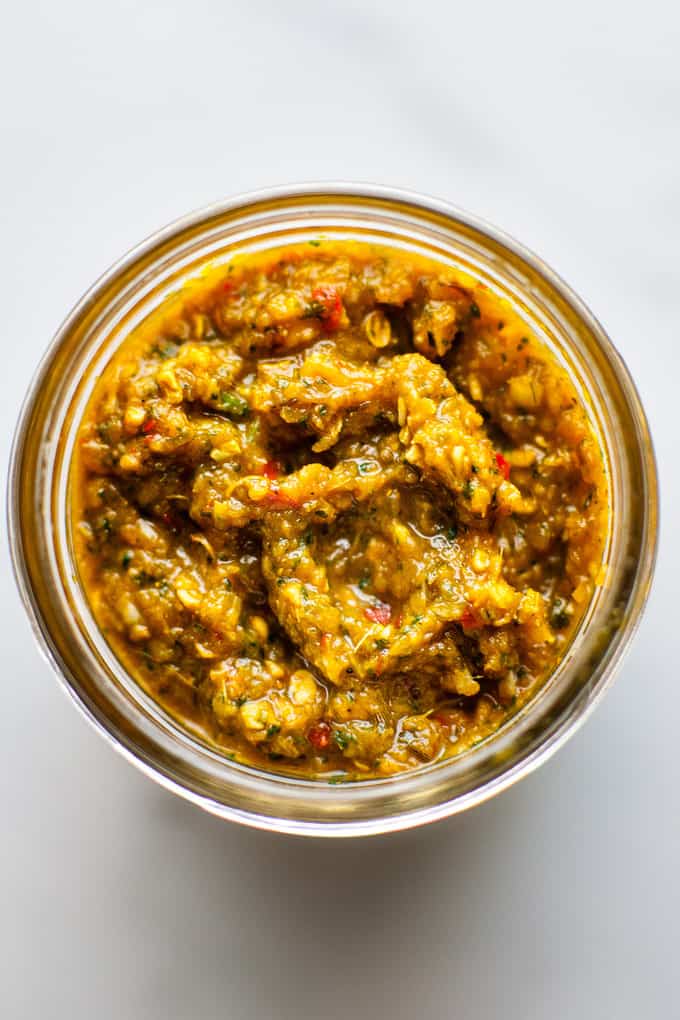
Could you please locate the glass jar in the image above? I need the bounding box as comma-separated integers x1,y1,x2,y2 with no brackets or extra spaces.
8,184,658,836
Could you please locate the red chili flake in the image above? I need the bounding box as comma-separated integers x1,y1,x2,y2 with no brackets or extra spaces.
263,489,301,510
320,633,330,651
394,612,404,629
460,607,480,630
311,284,343,332
222,279,235,294
432,709,457,728
262,460,282,480
364,602,392,626
495,452,511,481
142,418,158,435
308,721,331,750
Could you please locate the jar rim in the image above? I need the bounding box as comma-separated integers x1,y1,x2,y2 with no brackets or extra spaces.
8,183,659,836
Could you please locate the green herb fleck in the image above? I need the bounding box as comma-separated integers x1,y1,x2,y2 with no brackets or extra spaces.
334,730,351,751
551,598,571,630
302,301,325,320
218,391,250,418
246,419,261,442
358,571,371,591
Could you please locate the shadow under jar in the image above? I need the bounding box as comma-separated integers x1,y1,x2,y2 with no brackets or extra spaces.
9,185,657,836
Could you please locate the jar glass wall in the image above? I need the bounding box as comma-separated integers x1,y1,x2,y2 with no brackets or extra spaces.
8,185,658,835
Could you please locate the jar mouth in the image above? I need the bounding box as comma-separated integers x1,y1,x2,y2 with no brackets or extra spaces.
8,183,659,836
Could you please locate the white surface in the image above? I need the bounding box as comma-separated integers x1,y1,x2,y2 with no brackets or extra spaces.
2,2,678,1017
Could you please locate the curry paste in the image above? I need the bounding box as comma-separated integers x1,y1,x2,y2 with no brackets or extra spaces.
73,242,608,779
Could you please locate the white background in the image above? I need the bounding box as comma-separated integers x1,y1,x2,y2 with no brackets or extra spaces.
2,2,678,1017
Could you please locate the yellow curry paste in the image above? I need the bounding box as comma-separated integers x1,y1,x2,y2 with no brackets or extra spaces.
73,242,607,779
